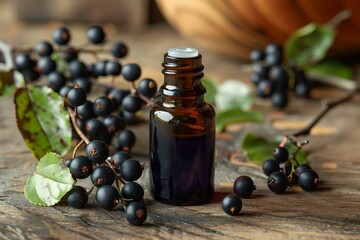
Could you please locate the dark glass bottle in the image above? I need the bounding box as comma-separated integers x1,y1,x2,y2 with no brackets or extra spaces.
149,48,216,205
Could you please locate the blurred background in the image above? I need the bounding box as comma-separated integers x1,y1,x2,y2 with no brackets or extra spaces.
0,0,359,82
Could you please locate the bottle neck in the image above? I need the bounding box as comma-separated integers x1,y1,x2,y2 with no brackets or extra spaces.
160,53,206,98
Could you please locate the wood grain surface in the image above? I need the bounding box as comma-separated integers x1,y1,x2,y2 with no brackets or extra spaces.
0,24,360,240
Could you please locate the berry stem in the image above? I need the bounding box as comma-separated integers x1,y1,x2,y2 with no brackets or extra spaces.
66,104,90,144
290,88,359,137
327,10,351,28
72,139,84,158
86,185,94,195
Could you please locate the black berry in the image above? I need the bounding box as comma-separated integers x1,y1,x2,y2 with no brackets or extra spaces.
35,41,54,56
66,87,87,107
37,56,57,74
95,185,120,210
111,41,128,58
299,170,319,191
116,129,136,151
104,115,125,134
85,118,103,139
74,77,92,93
221,194,242,216
69,60,87,78
262,159,280,176
121,182,144,202
66,186,88,208
93,96,113,117
125,202,147,225
120,159,142,181
295,164,311,176
233,176,256,198
91,166,115,187
122,63,141,82
138,78,158,98
105,61,122,76
267,171,288,194
77,100,95,121
69,156,93,179
86,140,109,164
122,95,143,113
273,146,289,163
87,25,106,44
47,72,66,92
112,151,131,167
15,53,34,71
53,27,71,45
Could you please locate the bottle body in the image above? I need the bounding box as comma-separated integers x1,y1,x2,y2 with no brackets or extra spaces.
149,48,216,205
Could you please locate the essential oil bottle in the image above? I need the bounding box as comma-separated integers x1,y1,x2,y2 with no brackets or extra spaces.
149,48,216,205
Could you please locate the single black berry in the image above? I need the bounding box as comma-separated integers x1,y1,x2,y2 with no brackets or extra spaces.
262,159,280,176
95,60,108,76
250,49,265,62
253,63,269,78
221,194,242,216
107,88,130,108
85,118,103,139
95,185,120,210
69,60,87,78
120,159,142,181
87,25,106,44
125,202,147,225
271,91,288,108
273,146,289,163
104,115,125,134
233,176,256,198
86,140,109,164
299,170,319,191
47,72,66,92
251,73,262,86
59,85,71,98
66,87,87,107
111,41,128,58
37,56,57,74
122,110,137,124
116,129,136,151
112,151,131,167
24,70,40,82
77,100,95,121
35,41,54,56
74,77,92,93
265,43,282,56
256,80,273,98
93,96,113,116
15,53,34,71
66,186,88,208
105,61,122,76
122,63,141,82
269,66,288,83
295,164,311,176
121,182,144,202
91,166,115,187
122,95,143,113
69,156,93,179
138,78,158,98
53,27,71,45
267,171,288,194
62,47,78,63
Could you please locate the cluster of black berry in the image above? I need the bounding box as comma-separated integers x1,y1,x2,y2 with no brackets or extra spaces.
250,44,311,108
65,140,147,225
221,175,256,216
14,26,158,225
15,26,158,149
263,141,319,194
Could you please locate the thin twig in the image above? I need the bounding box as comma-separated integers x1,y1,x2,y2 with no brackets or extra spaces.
290,89,358,137
327,9,351,28
66,105,90,144
72,139,84,158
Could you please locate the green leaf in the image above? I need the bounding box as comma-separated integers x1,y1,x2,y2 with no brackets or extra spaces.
305,60,354,80
216,108,263,132
24,152,74,206
214,79,254,111
0,70,15,96
241,132,308,165
285,23,335,67
202,78,217,104
14,85,72,160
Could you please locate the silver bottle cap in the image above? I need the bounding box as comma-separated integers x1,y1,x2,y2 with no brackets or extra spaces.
168,48,199,58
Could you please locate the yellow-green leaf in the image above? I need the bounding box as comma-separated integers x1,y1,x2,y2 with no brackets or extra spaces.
14,85,71,160
24,152,74,206
241,132,308,165
285,23,335,67
216,108,263,132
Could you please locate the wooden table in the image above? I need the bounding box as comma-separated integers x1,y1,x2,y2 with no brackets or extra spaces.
0,23,359,240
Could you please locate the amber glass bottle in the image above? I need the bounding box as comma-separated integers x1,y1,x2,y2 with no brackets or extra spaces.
149,48,216,205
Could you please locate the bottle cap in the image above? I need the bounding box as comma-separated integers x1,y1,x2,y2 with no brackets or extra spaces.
168,48,199,58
